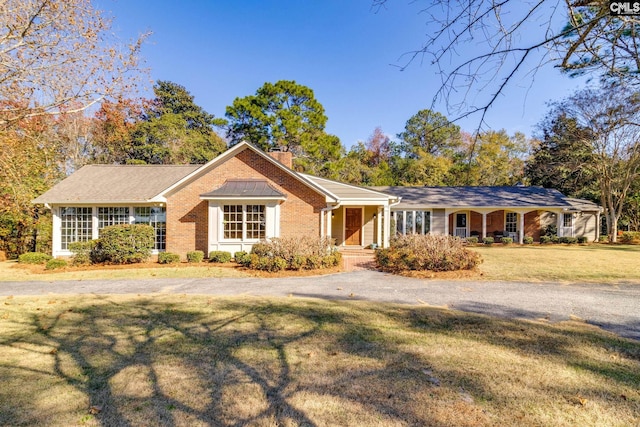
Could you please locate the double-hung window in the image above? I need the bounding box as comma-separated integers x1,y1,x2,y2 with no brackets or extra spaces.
98,207,130,231
223,204,265,240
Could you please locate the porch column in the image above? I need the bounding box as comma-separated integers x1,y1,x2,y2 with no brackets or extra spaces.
556,211,563,237
518,212,524,244
376,207,382,246
320,210,325,239
326,210,332,239
444,210,449,236
383,205,391,248
482,212,487,239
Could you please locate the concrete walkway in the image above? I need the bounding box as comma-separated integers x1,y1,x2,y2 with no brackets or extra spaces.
1,271,638,340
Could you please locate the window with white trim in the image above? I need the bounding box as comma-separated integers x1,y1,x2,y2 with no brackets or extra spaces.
60,207,92,250
98,207,130,231
563,213,573,228
134,207,166,250
223,204,265,240
393,210,431,234
505,212,517,233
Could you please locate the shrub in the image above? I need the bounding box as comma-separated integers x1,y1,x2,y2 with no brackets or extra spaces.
523,236,534,244
306,255,323,270
186,250,204,263
250,242,272,257
69,240,97,265
375,234,481,273
209,251,232,263
559,236,578,244
598,235,609,242
621,231,640,244
244,236,337,271
500,237,513,245
551,235,560,244
95,224,154,264
248,254,287,272
544,224,557,237
45,259,67,270
539,235,552,244
482,237,494,246
577,236,589,244
18,252,52,264
290,254,307,270
466,236,479,245
0,250,6,262
234,251,251,266
158,252,180,264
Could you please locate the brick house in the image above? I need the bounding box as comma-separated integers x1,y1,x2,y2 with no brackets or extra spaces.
33,141,602,258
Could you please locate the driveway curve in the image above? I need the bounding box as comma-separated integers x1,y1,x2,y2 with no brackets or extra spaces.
1,271,638,340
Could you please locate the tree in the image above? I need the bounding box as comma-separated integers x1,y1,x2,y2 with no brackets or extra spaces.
525,112,598,201
397,109,461,158
558,85,640,241
374,1,640,125
0,0,147,128
225,80,342,173
90,98,146,164
129,81,226,164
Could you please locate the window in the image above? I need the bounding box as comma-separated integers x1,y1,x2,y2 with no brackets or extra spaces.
60,207,92,250
405,211,414,233
393,211,431,235
563,213,573,228
505,212,518,233
98,207,130,231
134,207,166,250
223,204,265,240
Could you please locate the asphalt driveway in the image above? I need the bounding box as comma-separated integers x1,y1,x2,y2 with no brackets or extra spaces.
1,271,638,340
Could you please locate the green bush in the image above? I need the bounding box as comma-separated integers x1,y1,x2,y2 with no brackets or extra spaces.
45,259,67,270
466,236,479,245
376,234,481,273
621,231,640,244
186,250,204,263
158,252,180,264
577,236,588,244
69,240,97,265
482,237,494,246
551,235,560,244
243,237,338,271
248,254,287,272
234,251,251,266
500,237,513,245
306,255,323,270
209,251,232,263
18,252,52,264
598,235,609,242
94,224,154,264
250,242,272,257
523,236,534,244
540,235,552,244
559,236,578,244
290,254,307,270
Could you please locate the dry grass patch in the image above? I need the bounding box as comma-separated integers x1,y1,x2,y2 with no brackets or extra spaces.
0,295,638,426
472,244,640,284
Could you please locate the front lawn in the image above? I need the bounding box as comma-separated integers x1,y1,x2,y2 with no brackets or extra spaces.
472,244,640,284
0,295,638,426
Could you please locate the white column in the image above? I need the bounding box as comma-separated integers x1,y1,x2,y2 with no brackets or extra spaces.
320,209,325,238
383,205,391,248
482,212,487,239
519,212,525,244
376,207,382,246
52,206,62,257
556,211,563,237
444,211,449,236
327,209,332,239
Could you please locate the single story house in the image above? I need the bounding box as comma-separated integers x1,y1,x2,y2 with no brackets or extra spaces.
33,141,602,258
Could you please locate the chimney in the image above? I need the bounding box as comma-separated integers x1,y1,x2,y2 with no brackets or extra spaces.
268,148,293,169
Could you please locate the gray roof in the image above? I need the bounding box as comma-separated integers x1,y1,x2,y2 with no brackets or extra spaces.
302,174,395,201
372,186,575,209
32,164,200,204
566,198,602,212
201,179,286,199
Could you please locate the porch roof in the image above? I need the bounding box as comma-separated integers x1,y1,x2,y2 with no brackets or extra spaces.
301,174,397,203
372,185,574,210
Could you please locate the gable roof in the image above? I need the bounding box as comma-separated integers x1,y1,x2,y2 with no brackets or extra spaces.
372,186,574,209
200,179,286,199
32,164,199,204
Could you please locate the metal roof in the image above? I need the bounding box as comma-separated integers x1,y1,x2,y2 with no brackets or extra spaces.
301,174,396,201
200,179,286,199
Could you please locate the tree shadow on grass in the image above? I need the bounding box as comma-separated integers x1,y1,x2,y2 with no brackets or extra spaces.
0,296,638,426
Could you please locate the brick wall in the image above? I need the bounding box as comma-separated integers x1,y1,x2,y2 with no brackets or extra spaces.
165,147,326,257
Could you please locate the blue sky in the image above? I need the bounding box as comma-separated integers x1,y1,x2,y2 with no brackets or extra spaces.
98,0,589,149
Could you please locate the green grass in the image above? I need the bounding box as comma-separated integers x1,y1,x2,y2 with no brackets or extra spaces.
471,244,640,284
0,295,638,426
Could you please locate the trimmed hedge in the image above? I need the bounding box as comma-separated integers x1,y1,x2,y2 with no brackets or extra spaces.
209,251,232,263
500,237,513,245
466,236,479,245
577,236,588,244
241,236,339,271
69,240,97,265
523,236,534,244
94,224,154,264
45,259,67,270
187,250,204,263
158,252,180,264
376,234,481,273
18,252,52,264
482,237,494,246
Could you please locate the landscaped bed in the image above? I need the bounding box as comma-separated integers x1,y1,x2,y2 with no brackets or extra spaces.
0,295,637,426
